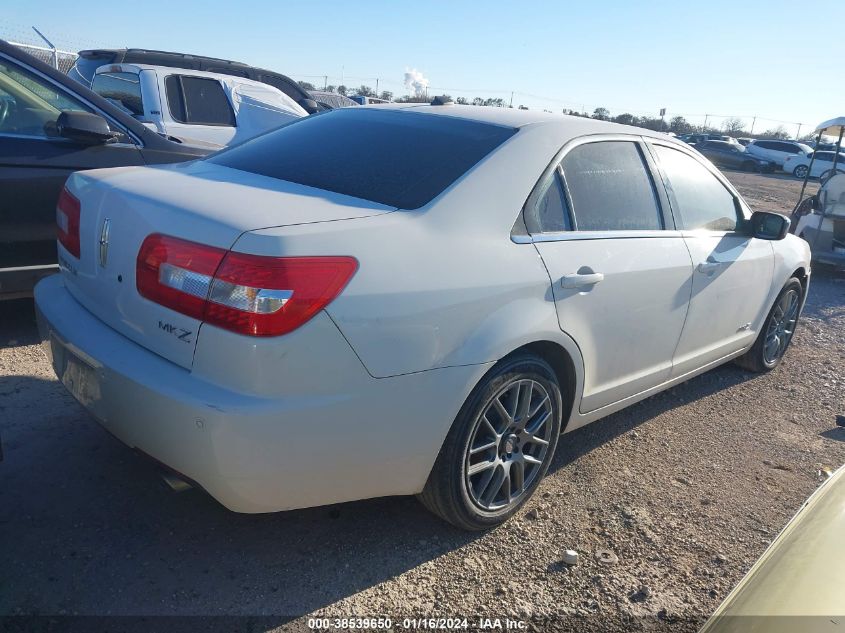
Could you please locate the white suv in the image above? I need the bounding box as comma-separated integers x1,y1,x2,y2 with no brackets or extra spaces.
746,139,812,167
91,64,306,148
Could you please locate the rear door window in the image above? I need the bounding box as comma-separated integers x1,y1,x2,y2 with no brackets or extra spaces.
653,145,740,232
165,75,235,126
560,141,663,231
91,71,144,117
525,171,571,233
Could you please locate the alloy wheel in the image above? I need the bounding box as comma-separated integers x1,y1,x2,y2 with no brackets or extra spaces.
464,379,553,511
763,289,800,365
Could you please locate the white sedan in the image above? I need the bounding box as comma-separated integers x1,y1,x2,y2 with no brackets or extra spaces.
35,104,811,530
783,150,845,180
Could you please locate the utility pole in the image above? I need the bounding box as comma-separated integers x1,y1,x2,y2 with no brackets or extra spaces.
323,75,327,90
703,114,709,129
796,123,802,139
750,116,756,135
376,78,379,96
509,91,514,108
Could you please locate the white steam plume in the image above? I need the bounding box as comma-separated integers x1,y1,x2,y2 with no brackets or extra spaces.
404,68,430,98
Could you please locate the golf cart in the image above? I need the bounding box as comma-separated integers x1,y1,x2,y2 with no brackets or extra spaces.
791,117,845,269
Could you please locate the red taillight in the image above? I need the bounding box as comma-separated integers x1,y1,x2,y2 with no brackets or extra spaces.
136,234,358,337
57,187,81,258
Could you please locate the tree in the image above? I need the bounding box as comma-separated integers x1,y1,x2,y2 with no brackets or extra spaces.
472,97,485,106
592,107,610,121
325,85,337,93
336,85,348,96
298,81,316,91
723,117,746,134
613,113,635,126
761,125,789,139
380,91,393,102
456,96,469,105
669,115,692,134
355,85,376,97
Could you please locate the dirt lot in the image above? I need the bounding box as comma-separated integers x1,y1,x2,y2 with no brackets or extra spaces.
1,171,843,632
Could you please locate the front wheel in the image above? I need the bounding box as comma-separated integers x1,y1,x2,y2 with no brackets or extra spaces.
742,161,758,173
735,278,802,372
792,165,809,179
418,354,562,530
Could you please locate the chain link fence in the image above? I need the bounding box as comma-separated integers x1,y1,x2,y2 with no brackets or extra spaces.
6,41,78,73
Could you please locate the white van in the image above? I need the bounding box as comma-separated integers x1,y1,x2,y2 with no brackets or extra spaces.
91,64,306,148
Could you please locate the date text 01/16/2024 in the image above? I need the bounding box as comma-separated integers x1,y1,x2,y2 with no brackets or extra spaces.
307,618,527,630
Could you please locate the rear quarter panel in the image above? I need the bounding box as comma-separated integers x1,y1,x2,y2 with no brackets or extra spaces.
233,123,588,380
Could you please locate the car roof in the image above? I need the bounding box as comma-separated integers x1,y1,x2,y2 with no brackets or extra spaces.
370,103,676,139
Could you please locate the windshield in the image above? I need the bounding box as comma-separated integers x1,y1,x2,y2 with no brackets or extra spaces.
91,71,144,117
209,108,517,209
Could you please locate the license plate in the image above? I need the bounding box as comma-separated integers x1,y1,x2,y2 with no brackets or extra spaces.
52,334,100,405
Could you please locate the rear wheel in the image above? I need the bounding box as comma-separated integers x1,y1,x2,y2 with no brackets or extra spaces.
735,278,802,372
418,353,562,530
792,165,809,179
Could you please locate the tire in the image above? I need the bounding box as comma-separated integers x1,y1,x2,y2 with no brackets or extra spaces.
792,165,809,179
418,353,563,530
742,161,758,173
735,278,803,373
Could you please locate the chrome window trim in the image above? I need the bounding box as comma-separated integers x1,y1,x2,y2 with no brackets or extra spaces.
515,132,677,240
512,229,686,244
0,51,144,147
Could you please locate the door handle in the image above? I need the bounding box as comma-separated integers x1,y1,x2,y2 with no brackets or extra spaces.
561,272,604,289
697,257,723,274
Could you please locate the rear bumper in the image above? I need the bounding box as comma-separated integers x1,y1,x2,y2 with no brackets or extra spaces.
34,274,484,513
0,264,58,300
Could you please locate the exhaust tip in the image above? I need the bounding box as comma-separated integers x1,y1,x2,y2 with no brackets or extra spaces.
161,472,192,493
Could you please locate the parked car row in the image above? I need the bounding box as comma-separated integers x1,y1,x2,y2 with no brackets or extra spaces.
680,133,817,173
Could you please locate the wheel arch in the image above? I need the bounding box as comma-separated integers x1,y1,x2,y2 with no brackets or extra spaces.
497,340,579,432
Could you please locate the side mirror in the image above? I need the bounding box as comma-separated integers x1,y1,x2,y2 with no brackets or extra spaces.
56,111,116,145
750,211,790,240
298,98,320,114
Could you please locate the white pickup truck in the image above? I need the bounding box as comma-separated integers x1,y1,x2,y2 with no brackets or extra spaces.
90,63,306,148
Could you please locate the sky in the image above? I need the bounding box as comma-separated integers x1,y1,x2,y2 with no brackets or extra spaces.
4,0,844,137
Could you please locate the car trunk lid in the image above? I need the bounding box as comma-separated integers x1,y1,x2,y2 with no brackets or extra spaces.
60,161,393,369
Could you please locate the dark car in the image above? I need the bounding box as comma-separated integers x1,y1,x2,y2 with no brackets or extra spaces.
67,48,319,114
0,40,211,300
696,140,775,173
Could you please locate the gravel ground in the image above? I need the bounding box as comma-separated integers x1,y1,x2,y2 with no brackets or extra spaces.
1,172,843,632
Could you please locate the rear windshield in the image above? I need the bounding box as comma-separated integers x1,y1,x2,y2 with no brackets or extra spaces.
208,108,518,209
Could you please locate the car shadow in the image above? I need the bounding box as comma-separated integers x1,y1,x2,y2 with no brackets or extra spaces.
549,362,758,474
0,299,39,348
